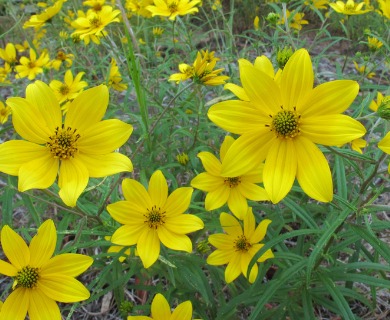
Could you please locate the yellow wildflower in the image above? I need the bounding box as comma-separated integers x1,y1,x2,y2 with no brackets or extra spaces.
51,51,74,70
0,102,12,124
15,49,50,80
0,43,17,67
353,61,375,79
367,37,383,51
23,0,66,29
125,0,155,18
279,10,309,30
329,0,371,14
107,58,127,91
146,0,201,20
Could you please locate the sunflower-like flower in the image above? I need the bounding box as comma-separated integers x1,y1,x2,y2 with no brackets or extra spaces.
49,70,88,113
50,50,74,70
329,0,371,15
107,58,127,91
353,61,375,79
108,170,204,268
126,0,155,18
208,48,366,204
169,50,229,86
0,219,93,320
15,49,50,80
278,10,309,31
147,0,201,20
367,37,383,51
0,81,133,207
379,132,390,173
0,101,11,124
23,0,66,29
0,43,17,67
127,293,193,320
207,209,274,283
83,0,106,13
71,6,120,45
191,136,269,219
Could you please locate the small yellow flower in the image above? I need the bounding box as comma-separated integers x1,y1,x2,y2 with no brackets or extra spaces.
212,0,222,10
0,219,93,319
0,43,17,67
176,152,189,165
23,0,66,29
253,16,260,30
146,0,201,20
107,58,127,91
51,51,74,70
15,49,50,80
0,102,12,124
0,64,11,84
15,40,30,53
59,31,70,39
152,27,164,37
367,37,383,51
125,0,155,18
127,293,193,320
351,138,367,154
207,209,274,283
329,0,371,15
353,61,375,79
83,0,106,12
278,10,309,30
108,170,204,268
139,38,146,45
304,0,329,10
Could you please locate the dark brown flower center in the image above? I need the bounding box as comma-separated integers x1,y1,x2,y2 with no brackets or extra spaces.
144,205,166,229
224,177,241,188
47,125,80,159
269,107,300,138
234,235,251,252
15,265,39,288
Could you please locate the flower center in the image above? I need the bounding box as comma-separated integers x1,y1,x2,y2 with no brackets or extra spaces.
89,16,102,28
57,51,66,61
15,266,39,289
168,1,178,13
47,125,80,159
224,177,241,188
28,61,36,68
234,235,251,252
59,84,70,95
269,107,300,138
144,205,166,229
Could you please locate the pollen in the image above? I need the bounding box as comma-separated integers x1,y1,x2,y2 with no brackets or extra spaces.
14,265,39,289
270,107,300,138
144,205,166,229
47,125,80,159
224,177,241,188
234,235,251,252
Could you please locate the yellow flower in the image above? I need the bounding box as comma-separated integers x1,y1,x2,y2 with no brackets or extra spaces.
278,10,309,30
353,61,375,79
108,170,204,268
83,0,106,12
378,0,390,19
49,70,88,107
0,81,133,207
169,50,229,86
351,138,367,154
367,37,383,51
191,136,269,219
304,0,329,10
0,64,11,84
108,58,127,91
329,0,371,14
127,293,193,320
152,26,164,36
369,92,385,112
0,101,11,124
379,132,390,173
208,49,366,204
50,51,74,70
253,16,260,30
15,49,50,80
105,236,134,262
0,219,93,319
15,40,30,53
207,209,274,283
126,0,155,18
71,6,120,44
0,43,17,67
212,0,222,10
146,0,201,20
23,0,66,29
176,152,189,165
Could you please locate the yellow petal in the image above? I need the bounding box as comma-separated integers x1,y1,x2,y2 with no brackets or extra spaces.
151,294,171,320
295,136,333,202
251,219,272,243
122,178,152,209
208,234,233,250
41,254,93,277
263,139,297,204
0,260,18,276
65,85,108,133
197,152,222,175
28,288,61,320
243,207,255,239
137,228,160,268
239,181,269,201
224,83,249,101
208,100,268,135
25,81,62,132
0,288,29,320
300,80,359,117
18,151,58,192
107,201,145,225
254,55,275,78
164,214,204,234
227,188,248,220
221,132,275,177
171,301,192,320
78,119,133,154
29,220,56,268
280,48,313,110
240,65,281,114
111,225,145,246
204,186,230,211
300,114,366,146
191,173,224,192
157,227,192,252
378,131,390,154
38,275,90,302
1,225,30,269
7,97,52,144
225,253,241,283
58,158,89,207
220,212,242,237
163,187,193,216
220,135,235,161
77,153,133,177
207,248,234,265
148,170,168,209
0,141,47,175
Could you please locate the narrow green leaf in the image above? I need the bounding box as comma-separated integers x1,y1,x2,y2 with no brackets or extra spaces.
282,197,318,229
334,155,347,200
